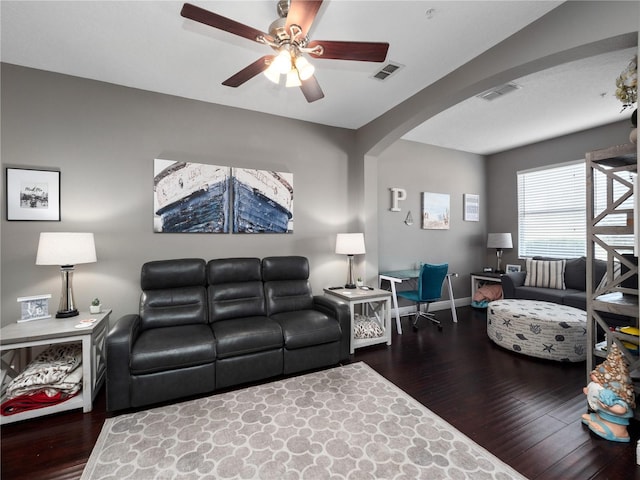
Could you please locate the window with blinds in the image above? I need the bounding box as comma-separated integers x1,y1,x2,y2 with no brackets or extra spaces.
517,161,585,259
518,161,635,260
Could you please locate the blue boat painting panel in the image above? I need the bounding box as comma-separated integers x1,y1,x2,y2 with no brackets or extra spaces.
232,168,293,233
154,159,230,233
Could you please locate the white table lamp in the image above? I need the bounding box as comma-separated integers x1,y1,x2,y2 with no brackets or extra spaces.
335,233,366,289
487,233,513,273
36,232,97,318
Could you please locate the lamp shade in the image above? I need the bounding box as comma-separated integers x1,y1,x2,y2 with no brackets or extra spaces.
335,233,366,255
36,232,97,266
487,233,513,249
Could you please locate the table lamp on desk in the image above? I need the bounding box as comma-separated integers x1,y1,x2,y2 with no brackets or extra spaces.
335,233,366,289
487,232,512,273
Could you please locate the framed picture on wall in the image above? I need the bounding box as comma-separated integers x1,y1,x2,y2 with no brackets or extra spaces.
421,192,450,230
463,193,479,222
6,168,61,221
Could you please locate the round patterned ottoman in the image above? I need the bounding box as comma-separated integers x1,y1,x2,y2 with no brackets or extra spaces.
487,299,587,362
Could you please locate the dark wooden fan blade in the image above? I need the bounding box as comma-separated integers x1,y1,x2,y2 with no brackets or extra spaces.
308,40,389,62
181,3,272,44
222,55,274,87
286,0,323,36
300,75,324,103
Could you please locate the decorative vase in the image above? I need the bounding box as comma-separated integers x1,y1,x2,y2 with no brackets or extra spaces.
90,304,102,314
630,109,637,144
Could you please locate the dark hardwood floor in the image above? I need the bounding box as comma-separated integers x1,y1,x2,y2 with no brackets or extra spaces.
2,306,639,479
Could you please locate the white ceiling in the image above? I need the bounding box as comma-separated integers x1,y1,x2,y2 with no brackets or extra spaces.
1,1,636,155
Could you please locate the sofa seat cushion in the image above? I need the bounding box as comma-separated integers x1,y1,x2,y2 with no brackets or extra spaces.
513,286,569,305
131,325,216,375
212,317,283,359
271,310,341,350
563,291,587,310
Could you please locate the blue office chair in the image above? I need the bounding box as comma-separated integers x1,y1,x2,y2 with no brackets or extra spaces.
397,263,448,331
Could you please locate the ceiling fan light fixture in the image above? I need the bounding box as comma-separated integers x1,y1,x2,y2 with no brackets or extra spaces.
263,63,281,84
272,49,293,74
295,56,314,81
285,70,302,88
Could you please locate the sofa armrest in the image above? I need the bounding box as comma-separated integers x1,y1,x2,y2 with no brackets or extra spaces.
313,295,351,361
106,313,141,411
501,271,526,298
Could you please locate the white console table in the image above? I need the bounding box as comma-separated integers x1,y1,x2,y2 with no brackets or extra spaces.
0,309,110,424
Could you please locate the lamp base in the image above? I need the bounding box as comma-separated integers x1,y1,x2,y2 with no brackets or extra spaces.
344,283,357,289
56,309,79,318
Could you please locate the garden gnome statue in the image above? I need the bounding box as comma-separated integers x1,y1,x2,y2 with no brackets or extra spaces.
582,343,635,442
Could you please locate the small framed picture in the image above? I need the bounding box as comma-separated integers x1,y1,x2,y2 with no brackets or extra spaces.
505,264,521,273
463,193,479,222
6,168,61,221
17,294,52,322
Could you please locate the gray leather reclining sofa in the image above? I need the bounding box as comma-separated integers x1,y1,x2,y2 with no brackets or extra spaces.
106,256,350,412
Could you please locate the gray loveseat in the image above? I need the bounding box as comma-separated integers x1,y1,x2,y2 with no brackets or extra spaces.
106,256,350,412
501,256,632,327
501,256,605,311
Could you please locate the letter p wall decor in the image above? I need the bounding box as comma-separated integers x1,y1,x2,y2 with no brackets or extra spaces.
390,188,407,212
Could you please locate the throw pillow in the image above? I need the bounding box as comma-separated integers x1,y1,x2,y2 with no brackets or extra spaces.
524,258,566,290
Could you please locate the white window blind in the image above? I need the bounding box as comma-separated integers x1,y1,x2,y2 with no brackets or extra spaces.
517,162,586,258
518,161,635,260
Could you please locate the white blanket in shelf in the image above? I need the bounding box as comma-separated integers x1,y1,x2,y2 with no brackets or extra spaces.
5,343,83,399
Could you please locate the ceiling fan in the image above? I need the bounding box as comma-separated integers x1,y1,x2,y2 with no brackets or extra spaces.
180,0,390,103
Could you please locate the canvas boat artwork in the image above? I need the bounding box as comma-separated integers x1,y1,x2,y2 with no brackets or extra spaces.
154,160,230,233
153,160,294,234
232,168,294,233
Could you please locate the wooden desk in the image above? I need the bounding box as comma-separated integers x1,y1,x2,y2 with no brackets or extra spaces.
378,270,458,334
0,310,110,424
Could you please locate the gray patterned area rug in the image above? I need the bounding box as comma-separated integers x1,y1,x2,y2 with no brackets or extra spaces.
82,362,526,479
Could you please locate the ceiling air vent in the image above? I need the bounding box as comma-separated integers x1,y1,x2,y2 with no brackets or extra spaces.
476,82,521,101
372,62,403,81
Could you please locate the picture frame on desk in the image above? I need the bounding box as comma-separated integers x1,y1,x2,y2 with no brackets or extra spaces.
17,294,52,322
505,264,521,273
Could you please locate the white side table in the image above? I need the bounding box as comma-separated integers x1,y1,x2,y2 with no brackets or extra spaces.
470,272,503,297
0,309,110,424
324,287,391,354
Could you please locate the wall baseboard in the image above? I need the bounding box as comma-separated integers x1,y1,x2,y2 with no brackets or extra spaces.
393,297,472,318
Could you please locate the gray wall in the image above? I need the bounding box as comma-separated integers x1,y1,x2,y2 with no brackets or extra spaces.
1,63,635,326
1,64,356,325
486,120,634,269
377,140,486,300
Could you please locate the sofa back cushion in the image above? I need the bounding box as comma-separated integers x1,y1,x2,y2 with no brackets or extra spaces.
139,258,208,330
533,256,606,291
563,257,586,290
207,258,267,322
262,256,314,315
524,258,566,290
